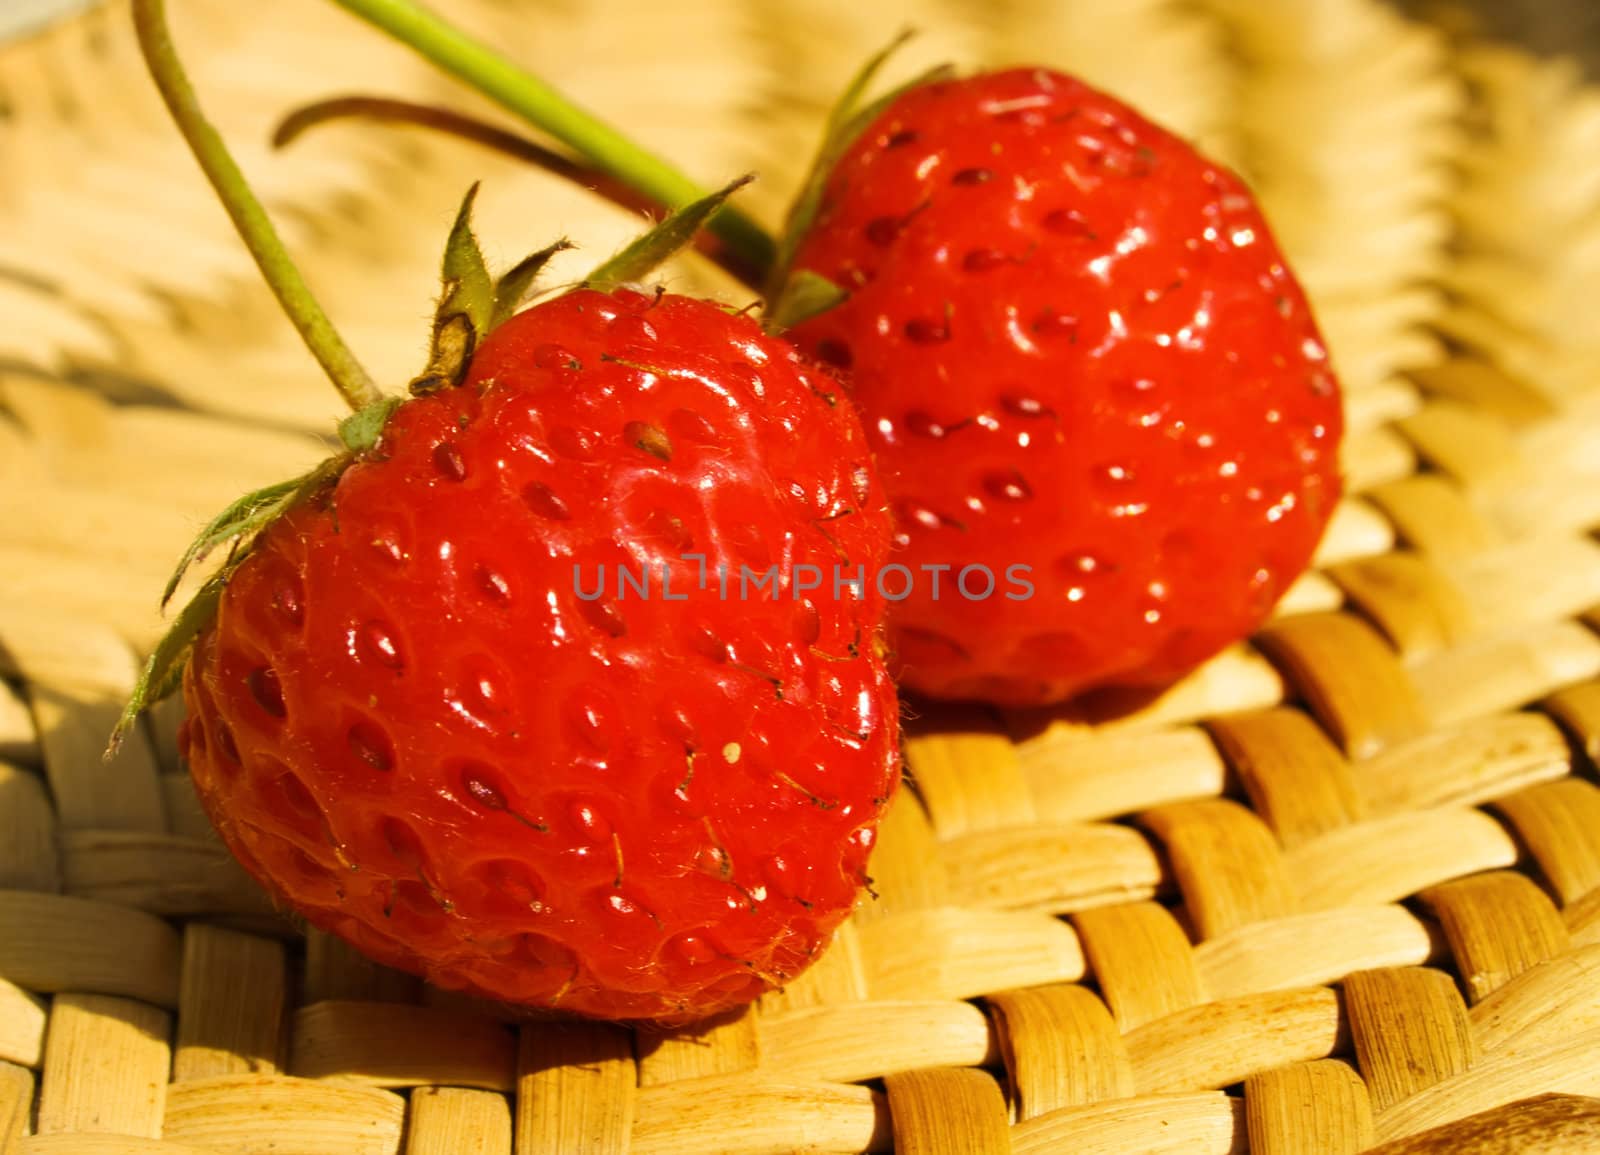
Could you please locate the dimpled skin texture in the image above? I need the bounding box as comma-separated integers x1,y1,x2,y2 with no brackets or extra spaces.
786,68,1344,705
177,289,899,1023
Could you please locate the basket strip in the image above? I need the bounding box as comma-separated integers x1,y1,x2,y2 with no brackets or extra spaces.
1193,906,1439,1001
514,1022,634,1155
30,686,163,834
1347,712,1570,814
1468,943,1600,1055
1207,708,1363,845
173,925,286,1082
289,1001,516,1092
937,823,1164,914
1343,967,1477,1113
757,1001,993,1086
987,984,1133,1118
1009,1091,1242,1155
1244,1059,1374,1155
404,1086,513,1155
636,1008,759,1086
301,929,421,1007
1416,872,1571,1003
1365,1093,1600,1155
1140,799,1296,936
628,1075,889,1155
160,1074,406,1155
58,831,271,921
1492,779,1600,902
1072,903,1204,1030
856,909,1085,1002
35,993,169,1138
0,1061,34,1154
1014,726,1226,826
883,1067,1010,1155
0,892,180,1009
1544,680,1600,763
0,979,46,1070
0,767,60,894
0,689,37,769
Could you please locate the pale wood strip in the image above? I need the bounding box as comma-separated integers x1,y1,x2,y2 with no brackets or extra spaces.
1126,987,1342,1095
1244,1060,1374,1155
162,1074,406,1154
1394,400,1517,485
1417,872,1570,1002
938,823,1164,915
405,1087,513,1155
1072,903,1204,1031
1365,1093,1600,1155
1272,570,1344,618
1011,1092,1242,1155
0,764,59,892
59,830,273,920
987,984,1132,1119
755,921,867,1013
31,684,165,834
20,1139,306,1155
1407,358,1553,428
857,909,1084,1003
1372,1028,1600,1144
1194,906,1437,1001
1207,708,1363,846
1016,726,1227,825
1470,944,1600,1056
1327,553,1474,659
1571,891,1600,949
1348,712,1570,815
1366,473,1502,558
301,929,420,1006
1004,646,1286,743
157,775,212,844
173,924,286,1081
1342,425,1417,494
884,1068,1010,1155
0,978,47,1068
0,682,37,768
515,1022,633,1155
1,1060,32,1155
1140,800,1296,937
1493,779,1600,904
630,1075,889,1155
0,607,141,696
1411,621,1600,728
1345,968,1477,1114
760,1001,994,1086
1286,809,1517,911
290,1001,515,1091
1314,497,1397,565
35,994,169,1138
1545,680,1600,766
636,1007,758,1087
851,792,948,924
1446,536,1600,635
0,891,181,1008
1254,613,1429,759
903,730,1035,837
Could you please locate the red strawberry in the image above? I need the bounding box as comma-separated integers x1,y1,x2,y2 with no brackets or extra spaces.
777,67,1343,706
176,287,898,1022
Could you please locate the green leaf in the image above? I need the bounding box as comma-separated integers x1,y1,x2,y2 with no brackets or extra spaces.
442,181,494,337
159,475,303,609
584,174,755,292
107,571,227,759
491,237,573,329
767,36,953,310
765,269,847,331
338,394,403,453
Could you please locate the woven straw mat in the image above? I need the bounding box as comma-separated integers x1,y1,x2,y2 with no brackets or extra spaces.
3,0,1600,1151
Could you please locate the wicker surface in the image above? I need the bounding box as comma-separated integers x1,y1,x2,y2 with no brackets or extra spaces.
4,0,1600,1151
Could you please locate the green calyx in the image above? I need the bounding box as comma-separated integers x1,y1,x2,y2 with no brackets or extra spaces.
766,34,953,330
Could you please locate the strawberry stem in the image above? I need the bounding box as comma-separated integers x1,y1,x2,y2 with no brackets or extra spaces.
132,0,381,413
329,0,777,280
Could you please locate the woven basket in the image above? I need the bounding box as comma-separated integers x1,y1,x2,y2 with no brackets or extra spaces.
4,0,1600,1151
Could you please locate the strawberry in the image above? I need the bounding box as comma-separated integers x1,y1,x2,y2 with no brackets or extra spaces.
772,67,1344,706
123,0,898,1024
175,287,898,1022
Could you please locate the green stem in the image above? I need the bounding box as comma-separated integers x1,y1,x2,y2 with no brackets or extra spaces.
330,0,778,281
132,0,381,413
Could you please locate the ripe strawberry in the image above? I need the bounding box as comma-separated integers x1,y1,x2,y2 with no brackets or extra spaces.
175,287,898,1022
776,67,1343,706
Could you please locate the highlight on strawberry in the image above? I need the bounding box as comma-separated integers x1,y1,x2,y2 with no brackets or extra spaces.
118,0,899,1024
332,2,1345,709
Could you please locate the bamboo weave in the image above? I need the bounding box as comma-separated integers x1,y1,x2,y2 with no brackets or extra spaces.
2,0,1600,1151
